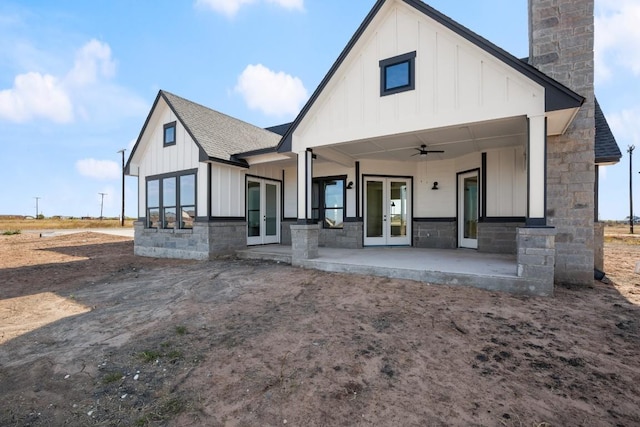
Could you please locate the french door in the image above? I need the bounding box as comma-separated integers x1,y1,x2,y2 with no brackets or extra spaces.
364,177,411,246
458,171,479,249
247,178,280,245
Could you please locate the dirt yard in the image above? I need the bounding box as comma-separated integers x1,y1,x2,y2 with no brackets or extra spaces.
1,231,639,426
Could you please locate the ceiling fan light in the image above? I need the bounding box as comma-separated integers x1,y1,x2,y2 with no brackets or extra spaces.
420,152,427,157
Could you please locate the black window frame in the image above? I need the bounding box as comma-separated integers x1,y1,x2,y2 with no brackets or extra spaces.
312,176,346,229
145,169,197,230
379,51,416,96
163,121,176,146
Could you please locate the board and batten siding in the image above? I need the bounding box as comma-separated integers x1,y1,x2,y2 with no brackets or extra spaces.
311,146,523,220
485,147,527,217
136,102,204,218
291,2,545,152
210,163,290,218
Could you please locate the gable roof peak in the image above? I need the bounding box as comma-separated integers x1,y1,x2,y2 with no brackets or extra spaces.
277,0,584,153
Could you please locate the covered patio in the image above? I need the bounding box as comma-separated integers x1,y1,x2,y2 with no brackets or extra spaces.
237,245,552,296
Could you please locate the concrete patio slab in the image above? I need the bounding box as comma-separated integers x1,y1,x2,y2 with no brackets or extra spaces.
237,245,550,296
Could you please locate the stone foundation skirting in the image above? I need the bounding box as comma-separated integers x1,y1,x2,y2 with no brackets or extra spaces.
413,221,456,249
319,221,363,249
478,221,524,254
594,222,604,272
280,220,297,245
133,220,246,260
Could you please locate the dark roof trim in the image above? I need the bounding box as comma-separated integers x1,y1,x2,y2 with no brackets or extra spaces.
234,146,279,159
200,152,250,168
278,0,585,153
277,0,386,153
125,90,250,174
595,97,622,165
125,91,166,175
265,122,293,136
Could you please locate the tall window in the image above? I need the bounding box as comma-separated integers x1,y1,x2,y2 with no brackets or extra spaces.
312,177,345,229
164,121,176,146
146,171,196,229
379,51,416,96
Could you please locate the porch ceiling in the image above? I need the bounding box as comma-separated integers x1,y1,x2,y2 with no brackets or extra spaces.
315,116,528,163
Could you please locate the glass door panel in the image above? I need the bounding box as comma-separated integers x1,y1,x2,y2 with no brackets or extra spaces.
458,171,479,249
366,180,383,238
389,181,407,238
264,182,278,243
364,177,411,246
247,179,280,245
247,181,261,239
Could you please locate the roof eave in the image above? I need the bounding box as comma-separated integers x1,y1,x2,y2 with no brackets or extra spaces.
596,156,622,166
235,146,279,159
200,151,250,168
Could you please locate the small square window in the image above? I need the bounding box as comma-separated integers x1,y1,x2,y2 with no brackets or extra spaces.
164,122,176,146
380,51,416,96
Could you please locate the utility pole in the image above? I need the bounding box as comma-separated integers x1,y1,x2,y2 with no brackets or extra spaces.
34,197,40,219
629,145,635,234
98,192,107,220
117,149,126,226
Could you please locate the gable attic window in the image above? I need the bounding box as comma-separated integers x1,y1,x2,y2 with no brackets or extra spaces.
379,51,416,96
163,121,176,146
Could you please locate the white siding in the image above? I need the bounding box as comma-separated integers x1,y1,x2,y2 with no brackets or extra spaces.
486,147,527,217
291,1,545,152
210,164,244,217
283,166,297,218
209,163,287,218
136,102,202,217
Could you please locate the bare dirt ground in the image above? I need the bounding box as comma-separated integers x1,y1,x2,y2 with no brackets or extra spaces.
0,231,639,426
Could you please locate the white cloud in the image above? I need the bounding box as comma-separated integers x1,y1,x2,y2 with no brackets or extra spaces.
0,39,146,124
265,0,303,11
0,72,73,123
234,64,307,117
607,107,640,147
196,0,257,17
66,39,116,87
595,0,640,82
76,158,120,181
196,0,302,17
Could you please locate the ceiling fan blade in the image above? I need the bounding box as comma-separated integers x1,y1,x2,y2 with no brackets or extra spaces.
425,150,445,153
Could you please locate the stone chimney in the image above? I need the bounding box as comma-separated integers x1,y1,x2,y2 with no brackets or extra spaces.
528,0,596,285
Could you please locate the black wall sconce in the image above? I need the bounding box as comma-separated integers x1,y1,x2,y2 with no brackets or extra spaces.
431,181,439,190
346,181,354,189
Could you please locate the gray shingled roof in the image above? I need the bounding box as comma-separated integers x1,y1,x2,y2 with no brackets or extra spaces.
161,90,281,165
595,98,622,164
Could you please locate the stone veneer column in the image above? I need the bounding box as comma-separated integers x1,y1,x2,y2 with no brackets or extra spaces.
517,227,556,295
291,224,319,266
529,0,595,285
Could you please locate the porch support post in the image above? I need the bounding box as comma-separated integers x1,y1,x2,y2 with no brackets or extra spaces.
296,149,314,223
516,227,556,296
527,115,547,226
292,149,319,264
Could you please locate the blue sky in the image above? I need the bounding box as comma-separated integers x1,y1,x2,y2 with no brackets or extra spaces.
0,0,637,220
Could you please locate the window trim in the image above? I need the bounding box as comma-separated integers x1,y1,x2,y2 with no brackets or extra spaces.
145,169,197,230
379,51,416,96
163,121,177,146
312,175,346,229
